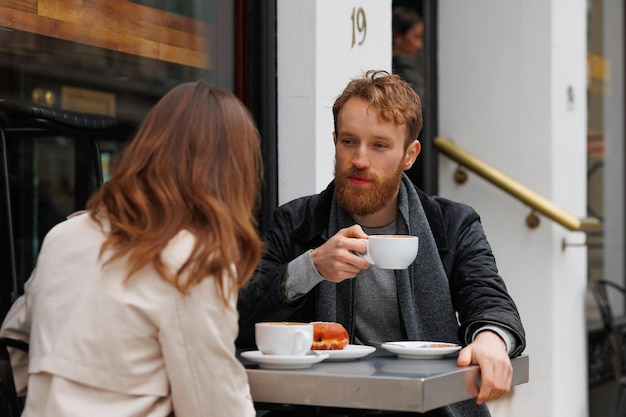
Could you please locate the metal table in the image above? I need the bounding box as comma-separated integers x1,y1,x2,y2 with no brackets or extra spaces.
240,349,529,414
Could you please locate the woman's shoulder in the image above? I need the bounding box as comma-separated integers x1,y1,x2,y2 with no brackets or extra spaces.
161,229,197,269
40,210,101,246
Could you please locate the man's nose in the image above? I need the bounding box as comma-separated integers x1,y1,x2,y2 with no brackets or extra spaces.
352,147,370,168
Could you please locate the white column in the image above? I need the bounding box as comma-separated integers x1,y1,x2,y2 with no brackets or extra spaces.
438,1,588,417
277,0,391,205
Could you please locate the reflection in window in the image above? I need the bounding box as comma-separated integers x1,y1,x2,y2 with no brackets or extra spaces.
0,1,234,125
586,0,625,320
4,134,101,287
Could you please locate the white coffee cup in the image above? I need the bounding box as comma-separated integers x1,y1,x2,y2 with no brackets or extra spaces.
255,322,314,356
359,235,419,269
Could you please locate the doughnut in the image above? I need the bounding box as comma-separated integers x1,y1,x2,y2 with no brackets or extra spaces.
311,321,349,350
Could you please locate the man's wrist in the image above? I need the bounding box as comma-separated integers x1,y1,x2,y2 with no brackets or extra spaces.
284,250,325,300
471,325,515,354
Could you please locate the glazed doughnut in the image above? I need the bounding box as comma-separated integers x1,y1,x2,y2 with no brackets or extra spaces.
311,321,349,350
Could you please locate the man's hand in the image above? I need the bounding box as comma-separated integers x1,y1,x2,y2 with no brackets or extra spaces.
457,330,513,405
310,225,370,283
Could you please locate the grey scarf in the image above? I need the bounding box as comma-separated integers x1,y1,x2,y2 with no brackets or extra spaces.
316,174,460,343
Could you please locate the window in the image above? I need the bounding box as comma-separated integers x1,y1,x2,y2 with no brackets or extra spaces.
586,0,625,318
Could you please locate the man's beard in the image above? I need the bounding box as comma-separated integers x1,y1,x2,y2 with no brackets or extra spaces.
335,163,404,217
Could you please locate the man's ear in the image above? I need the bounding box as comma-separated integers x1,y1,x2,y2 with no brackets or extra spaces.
403,140,421,170
333,131,338,145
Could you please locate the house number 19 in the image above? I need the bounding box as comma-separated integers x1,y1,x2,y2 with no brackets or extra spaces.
351,7,367,48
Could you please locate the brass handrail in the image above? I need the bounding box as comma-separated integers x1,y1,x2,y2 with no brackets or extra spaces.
433,137,602,232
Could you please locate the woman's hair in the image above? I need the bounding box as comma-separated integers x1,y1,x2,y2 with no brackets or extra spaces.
332,70,423,146
87,81,263,304
392,6,422,40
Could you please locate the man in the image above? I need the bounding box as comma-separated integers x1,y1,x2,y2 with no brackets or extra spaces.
237,70,525,417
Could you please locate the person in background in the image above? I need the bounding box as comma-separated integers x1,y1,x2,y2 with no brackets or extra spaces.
1,81,262,417
392,6,425,100
237,70,525,417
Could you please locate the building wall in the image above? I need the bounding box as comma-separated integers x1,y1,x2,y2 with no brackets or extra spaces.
278,1,589,416
277,0,392,205
437,1,588,417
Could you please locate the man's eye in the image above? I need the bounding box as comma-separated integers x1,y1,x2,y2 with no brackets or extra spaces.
374,143,387,149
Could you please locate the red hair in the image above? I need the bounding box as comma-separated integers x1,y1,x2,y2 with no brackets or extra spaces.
87,81,263,304
333,70,423,146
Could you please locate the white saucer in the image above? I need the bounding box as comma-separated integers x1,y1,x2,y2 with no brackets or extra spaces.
381,341,461,359
240,350,329,369
312,344,376,361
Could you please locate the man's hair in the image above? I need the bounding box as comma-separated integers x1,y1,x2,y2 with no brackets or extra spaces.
332,70,423,146
87,81,263,304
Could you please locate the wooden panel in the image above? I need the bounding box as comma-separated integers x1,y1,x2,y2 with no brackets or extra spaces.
0,7,58,33
0,0,211,69
4,0,37,14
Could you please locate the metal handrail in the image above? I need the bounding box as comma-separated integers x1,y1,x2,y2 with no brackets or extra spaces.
433,136,602,232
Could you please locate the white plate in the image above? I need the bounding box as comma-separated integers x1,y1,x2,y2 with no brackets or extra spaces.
381,341,461,359
312,344,376,361
240,350,329,369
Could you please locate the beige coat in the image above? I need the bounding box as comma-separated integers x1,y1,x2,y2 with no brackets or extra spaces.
0,212,255,417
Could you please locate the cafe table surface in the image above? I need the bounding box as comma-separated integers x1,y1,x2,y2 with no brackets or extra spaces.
238,347,529,414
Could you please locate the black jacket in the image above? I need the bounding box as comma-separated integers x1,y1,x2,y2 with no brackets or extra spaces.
237,181,525,356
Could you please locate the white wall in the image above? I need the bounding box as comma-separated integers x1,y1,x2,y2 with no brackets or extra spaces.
277,0,392,205
438,1,588,416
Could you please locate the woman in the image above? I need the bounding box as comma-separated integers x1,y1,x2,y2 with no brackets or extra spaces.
1,81,262,416
392,6,425,100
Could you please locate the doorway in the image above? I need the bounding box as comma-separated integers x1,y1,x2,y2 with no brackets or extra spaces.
391,0,438,195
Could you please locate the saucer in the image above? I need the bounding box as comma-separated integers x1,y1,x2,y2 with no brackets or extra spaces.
312,344,376,361
240,350,329,369
381,341,461,359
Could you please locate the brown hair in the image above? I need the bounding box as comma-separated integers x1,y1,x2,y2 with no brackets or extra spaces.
392,7,422,40
332,70,422,145
87,81,263,304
